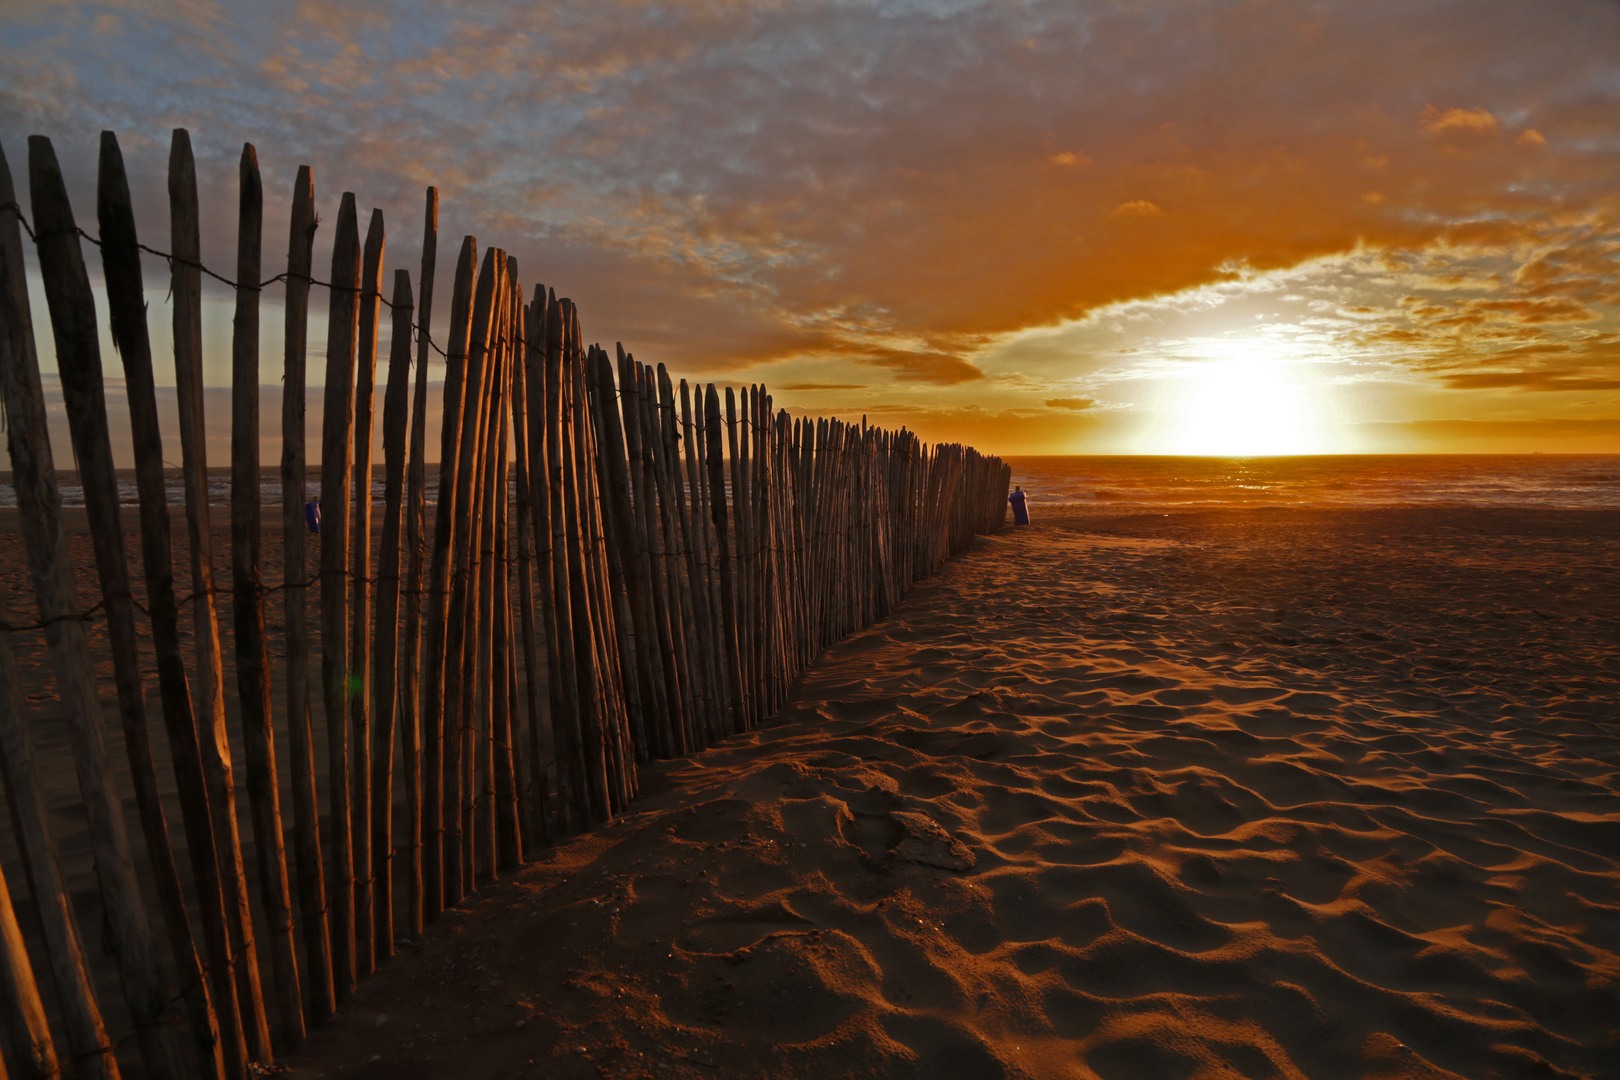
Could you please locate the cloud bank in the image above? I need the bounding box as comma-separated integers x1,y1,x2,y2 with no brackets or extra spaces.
3,0,1617,451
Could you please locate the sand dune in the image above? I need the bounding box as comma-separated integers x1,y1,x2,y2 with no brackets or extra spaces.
278,508,1614,1077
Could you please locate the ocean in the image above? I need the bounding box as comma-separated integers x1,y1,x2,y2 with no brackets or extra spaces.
6,456,1618,511
1004,455,1620,511
0,470,370,510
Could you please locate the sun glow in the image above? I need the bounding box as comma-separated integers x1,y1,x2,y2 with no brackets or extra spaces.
1144,343,1340,456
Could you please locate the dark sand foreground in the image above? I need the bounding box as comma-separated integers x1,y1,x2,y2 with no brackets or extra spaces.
18,507,1620,1079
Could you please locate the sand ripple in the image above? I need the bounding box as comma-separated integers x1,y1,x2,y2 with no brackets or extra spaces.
288,508,1620,1079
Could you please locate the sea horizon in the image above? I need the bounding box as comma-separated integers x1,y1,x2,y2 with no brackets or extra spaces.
5,452,1618,511
1006,452,1620,511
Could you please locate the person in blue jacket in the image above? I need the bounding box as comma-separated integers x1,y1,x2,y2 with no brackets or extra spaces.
1009,485,1030,526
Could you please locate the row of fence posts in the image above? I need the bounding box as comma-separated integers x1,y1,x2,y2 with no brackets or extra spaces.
0,129,1011,1080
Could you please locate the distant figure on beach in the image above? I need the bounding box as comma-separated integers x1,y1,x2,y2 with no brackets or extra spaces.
1009,485,1030,526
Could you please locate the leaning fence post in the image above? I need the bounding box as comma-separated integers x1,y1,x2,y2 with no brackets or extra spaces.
372,267,413,959
491,269,523,871
230,140,305,1053
422,237,477,916
469,265,509,883
170,128,274,1063
443,248,502,899
351,207,385,979
281,163,335,1025
0,140,118,1080
400,188,438,936
512,289,551,852
535,290,585,834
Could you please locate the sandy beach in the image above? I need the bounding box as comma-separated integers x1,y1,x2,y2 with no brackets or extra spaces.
267,506,1620,1079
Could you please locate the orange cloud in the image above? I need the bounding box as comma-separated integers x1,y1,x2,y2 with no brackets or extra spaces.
1421,105,1500,137
1111,200,1165,219
1441,369,1620,391
1406,296,1600,327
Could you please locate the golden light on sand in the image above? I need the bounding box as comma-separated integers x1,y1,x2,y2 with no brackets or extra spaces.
1147,341,1340,456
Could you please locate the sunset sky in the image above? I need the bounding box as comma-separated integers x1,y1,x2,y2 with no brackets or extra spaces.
3,0,1618,456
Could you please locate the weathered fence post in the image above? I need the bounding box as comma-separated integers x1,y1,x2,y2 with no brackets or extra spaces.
372,267,413,959
230,141,305,1053
281,163,335,1026
513,288,551,852
351,209,386,979
422,237,477,916
400,188,438,937
320,191,361,1001
469,262,509,883
444,247,502,899
0,144,118,1080
492,270,524,872
172,128,274,1063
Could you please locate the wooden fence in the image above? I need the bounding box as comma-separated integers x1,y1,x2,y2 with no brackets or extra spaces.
0,130,1010,1079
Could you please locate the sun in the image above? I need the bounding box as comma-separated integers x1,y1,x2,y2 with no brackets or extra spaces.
1143,342,1340,456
